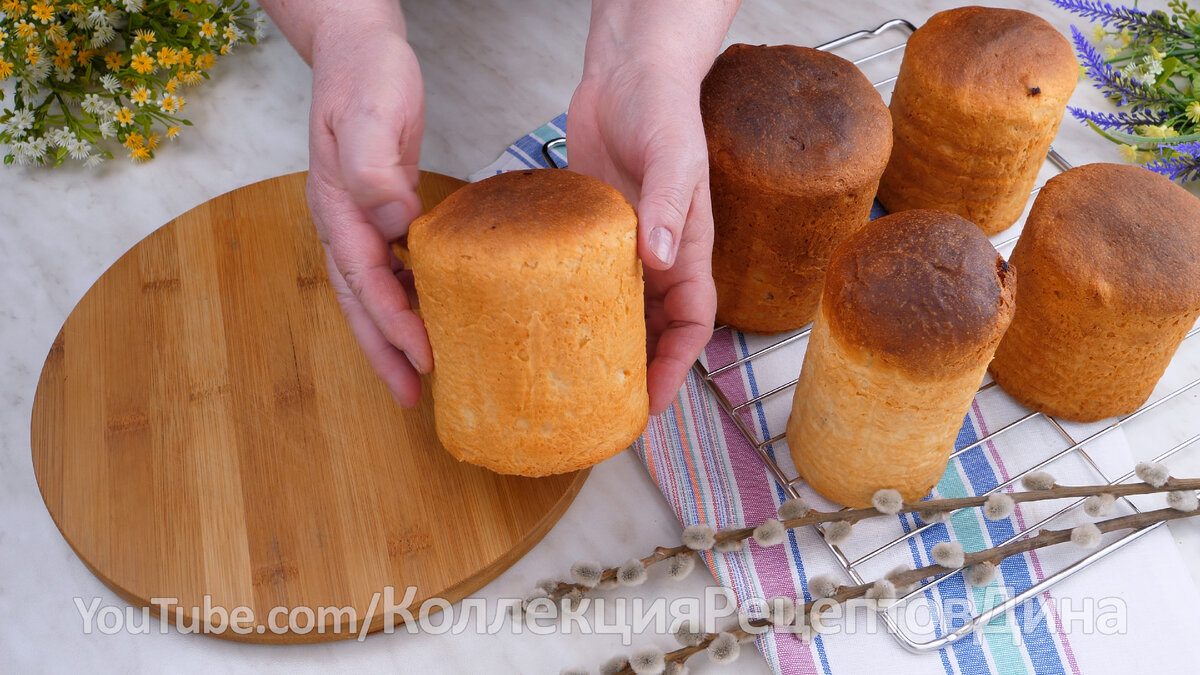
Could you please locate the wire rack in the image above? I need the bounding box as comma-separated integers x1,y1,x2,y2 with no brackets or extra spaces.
693,19,1200,653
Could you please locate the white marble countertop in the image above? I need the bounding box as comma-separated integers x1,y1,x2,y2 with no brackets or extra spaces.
3,1,1199,673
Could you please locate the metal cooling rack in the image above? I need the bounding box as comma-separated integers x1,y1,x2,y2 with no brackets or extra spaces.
694,19,1200,653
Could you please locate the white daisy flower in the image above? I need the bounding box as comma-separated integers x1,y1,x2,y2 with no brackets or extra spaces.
84,153,106,169
27,59,51,84
5,108,35,139
25,137,48,163
49,127,75,148
90,24,116,47
99,73,120,93
55,66,76,83
87,6,108,29
254,11,268,39
1142,56,1164,79
81,94,104,115
68,139,91,161
123,0,145,13
97,120,116,138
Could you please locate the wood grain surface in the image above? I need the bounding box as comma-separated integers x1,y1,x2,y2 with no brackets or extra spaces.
31,171,588,643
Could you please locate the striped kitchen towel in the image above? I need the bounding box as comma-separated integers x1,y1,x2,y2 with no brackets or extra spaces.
474,117,1200,674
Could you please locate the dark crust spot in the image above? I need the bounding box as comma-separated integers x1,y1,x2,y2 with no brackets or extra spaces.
1029,86,1041,96
824,209,1015,377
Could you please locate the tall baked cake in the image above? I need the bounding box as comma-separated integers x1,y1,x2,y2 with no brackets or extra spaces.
406,169,650,476
702,44,892,333
989,163,1200,422
877,6,1078,235
786,209,1015,507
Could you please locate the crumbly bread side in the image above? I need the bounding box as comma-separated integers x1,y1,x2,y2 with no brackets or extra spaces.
408,170,649,476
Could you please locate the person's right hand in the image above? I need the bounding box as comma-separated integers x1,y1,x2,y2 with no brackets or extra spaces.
305,7,431,407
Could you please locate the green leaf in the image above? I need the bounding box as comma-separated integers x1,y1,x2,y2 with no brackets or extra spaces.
1159,57,1183,86
1087,120,1200,146
3,154,13,165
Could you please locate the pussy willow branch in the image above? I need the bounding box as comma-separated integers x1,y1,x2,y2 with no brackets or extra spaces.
545,477,1200,602
611,505,1200,674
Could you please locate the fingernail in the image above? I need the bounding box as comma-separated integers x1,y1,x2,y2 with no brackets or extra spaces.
403,350,425,374
649,227,675,266
371,201,411,229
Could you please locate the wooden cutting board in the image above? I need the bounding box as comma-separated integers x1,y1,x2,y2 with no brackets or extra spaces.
31,171,588,644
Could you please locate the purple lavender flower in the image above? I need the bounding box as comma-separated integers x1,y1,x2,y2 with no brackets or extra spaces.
1068,106,1172,132
1051,0,1188,38
1146,141,1200,181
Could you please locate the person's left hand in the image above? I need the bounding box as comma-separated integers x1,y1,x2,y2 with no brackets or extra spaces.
568,64,717,415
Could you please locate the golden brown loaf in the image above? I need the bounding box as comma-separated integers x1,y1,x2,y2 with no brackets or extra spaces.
989,163,1200,422
406,169,649,476
877,6,1078,235
787,210,1015,507
702,43,892,333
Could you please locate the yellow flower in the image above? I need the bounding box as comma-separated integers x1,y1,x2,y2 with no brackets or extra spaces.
0,28,7,49
146,133,160,150
1118,143,1142,163
1150,45,1166,61
131,86,150,105
1137,124,1179,139
167,125,181,139
53,52,71,71
129,146,151,162
219,44,230,55
1,0,26,15
123,132,144,149
1187,101,1200,124
200,21,217,38
177,47,193,66
25,43,41,66
1104,45,1118,59
131,52,155,74
156,46,178,67
66,2,82,12
164,77,179,93
30,1,54,23
158,94,180,113
0,59,12,80
195,53,215,70
75,47,95,66
115,107,134,126
181,70,203,85
1119,29,1133,47
171,8,187,21
1092,25,1107,42
104,51,126,69
16,20,36,39
134,29,156,44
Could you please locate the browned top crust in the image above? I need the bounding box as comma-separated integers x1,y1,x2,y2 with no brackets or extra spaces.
408,169,635,254
701,43,891,189
824,209,1016,377
1019,163,1200,315
904,6,1078,113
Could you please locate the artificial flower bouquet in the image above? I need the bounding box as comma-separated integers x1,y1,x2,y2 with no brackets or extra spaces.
0,0,262,167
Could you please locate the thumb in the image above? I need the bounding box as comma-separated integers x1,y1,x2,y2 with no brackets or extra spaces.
636,149,705,271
